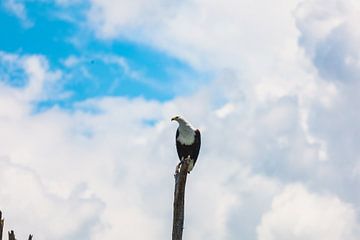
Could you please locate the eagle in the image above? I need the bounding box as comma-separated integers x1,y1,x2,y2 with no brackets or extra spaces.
171,116,201,173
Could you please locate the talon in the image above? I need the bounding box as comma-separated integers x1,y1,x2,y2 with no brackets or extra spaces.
175,161,182,174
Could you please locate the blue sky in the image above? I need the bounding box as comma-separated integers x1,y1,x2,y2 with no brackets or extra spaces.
0,0,205,108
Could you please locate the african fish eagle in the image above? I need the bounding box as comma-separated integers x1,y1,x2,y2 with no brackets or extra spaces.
171,116,201,173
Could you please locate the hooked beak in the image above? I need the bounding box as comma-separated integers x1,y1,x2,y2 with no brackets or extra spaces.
171,117,176,121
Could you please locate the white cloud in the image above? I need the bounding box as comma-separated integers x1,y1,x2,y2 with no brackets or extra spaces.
88,0,301,73
62,55,81,68
0,158,104,240
257,184,360,240
0,52,63,102
87,0,181,39
295,0,360,81
3,0,33,27
215,103,236,118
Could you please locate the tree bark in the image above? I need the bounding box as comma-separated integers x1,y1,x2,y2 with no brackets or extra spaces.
172,157,190,240
0,211,4,240
8,231,15,240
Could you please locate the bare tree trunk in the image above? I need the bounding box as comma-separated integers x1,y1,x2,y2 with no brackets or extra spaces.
8,231,15,240
0,211,4,240
172,157,190,240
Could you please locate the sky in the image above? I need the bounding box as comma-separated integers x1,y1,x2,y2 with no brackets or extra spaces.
0,0,360,239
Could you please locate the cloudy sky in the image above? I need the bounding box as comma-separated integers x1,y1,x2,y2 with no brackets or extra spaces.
1,0,360,239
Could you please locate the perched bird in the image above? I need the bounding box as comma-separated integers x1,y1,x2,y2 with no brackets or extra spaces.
171,116,201,173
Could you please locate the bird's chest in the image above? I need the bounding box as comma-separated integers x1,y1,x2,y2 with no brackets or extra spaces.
177,130,195,145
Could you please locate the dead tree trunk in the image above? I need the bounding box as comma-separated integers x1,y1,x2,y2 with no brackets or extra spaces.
172,157,191,240
8,231,15,240
0,211,4,240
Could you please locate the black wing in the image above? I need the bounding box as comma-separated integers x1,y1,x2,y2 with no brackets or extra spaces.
192,129,201,164
175,129,184,160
